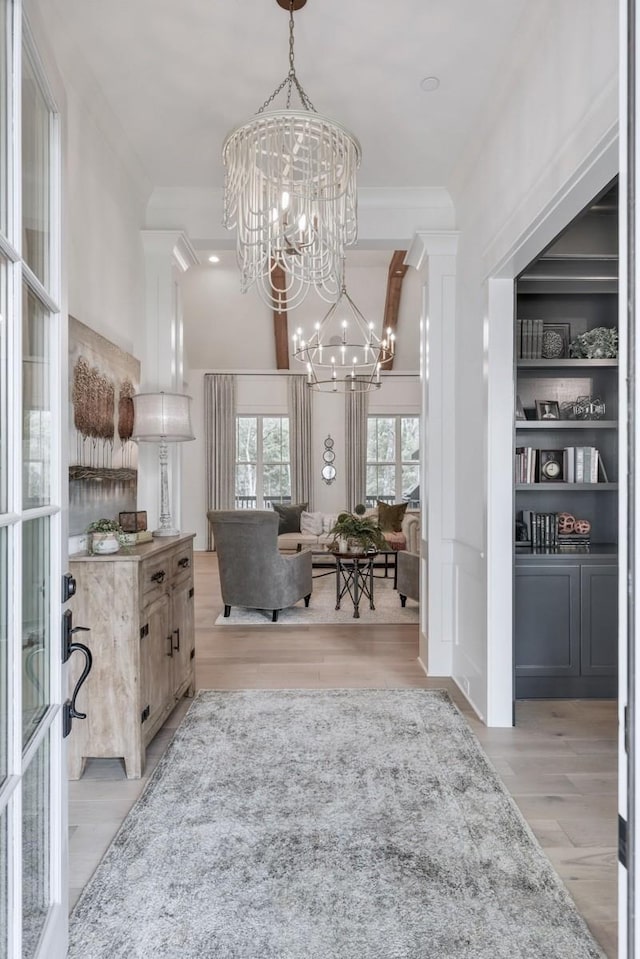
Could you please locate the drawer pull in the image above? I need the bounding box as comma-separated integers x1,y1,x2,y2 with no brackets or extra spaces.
178,557,190,569
173,628,180,651
167,634,174,657
151,570,166,584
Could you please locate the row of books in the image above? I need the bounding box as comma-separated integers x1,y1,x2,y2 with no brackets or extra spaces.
515,446,609,484
516,319,544,359
516,510,591,549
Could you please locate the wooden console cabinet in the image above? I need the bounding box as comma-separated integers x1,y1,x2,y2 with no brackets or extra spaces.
67,533,195,779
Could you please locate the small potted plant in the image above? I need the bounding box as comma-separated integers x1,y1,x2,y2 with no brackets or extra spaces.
329,504,386,554
86,518,124,555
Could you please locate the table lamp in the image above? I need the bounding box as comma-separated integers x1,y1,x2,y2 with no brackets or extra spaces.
132,391,195,536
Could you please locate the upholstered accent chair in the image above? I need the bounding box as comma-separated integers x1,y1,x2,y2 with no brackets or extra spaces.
397,550,420,607
207,510,312,622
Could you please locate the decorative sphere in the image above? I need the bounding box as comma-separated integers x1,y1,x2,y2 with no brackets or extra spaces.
557,512,575,534
573,518,591,535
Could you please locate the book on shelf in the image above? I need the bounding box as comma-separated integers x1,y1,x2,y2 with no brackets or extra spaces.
515,510,591,551
517,319,543,359
515,447,537,484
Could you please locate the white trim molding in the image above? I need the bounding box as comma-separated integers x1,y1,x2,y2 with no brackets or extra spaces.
406,231,459,676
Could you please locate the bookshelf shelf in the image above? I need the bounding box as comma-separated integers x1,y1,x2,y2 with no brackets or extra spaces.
515,420,616,430
517,359,618,368
515,482,618,491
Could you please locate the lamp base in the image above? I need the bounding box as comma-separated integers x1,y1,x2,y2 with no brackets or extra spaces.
153,527,180,538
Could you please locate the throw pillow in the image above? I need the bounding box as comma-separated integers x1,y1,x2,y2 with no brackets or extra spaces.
322,513,339,533
272,502,308,534
300,510,323,535
377,500,408,532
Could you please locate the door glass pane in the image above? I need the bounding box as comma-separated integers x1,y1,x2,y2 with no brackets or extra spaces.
23,287,51,508
0,257,6,512
0,808,6,959
0,527,7,784
0,1,7,237
22,518,49,747
22,47,50,288
22,734,50,959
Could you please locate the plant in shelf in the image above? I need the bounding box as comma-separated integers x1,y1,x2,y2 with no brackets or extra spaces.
86,518,125,555
329,504,387,555
569,327,618,359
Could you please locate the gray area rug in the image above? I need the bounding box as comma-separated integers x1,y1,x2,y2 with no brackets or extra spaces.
69,690,605,959
215,571,419,626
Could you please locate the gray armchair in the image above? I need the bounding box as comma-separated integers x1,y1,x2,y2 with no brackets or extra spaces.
397,550,420,607
207,510,312,622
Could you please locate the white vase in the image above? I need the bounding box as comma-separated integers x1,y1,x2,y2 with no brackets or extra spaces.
91,532,120,555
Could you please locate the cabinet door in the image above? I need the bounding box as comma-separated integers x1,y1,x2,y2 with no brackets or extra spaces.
170,580,195,695
140,592,172,730
515,565,581,678
580,565,618,675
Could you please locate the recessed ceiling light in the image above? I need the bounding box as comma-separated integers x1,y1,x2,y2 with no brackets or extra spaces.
208,255,220,264
420,76,440,93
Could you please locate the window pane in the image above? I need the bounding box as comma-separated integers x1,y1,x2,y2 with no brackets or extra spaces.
263,417,287,463
402,465,420,506
236,417,256,463
0,527,6,784
22,46,51,287
401,417,420,463
22,733,50,959
368,417,394,462
22,286,51,508
0,257,6,512
235,464,256,508
0,809,6,959
366,464,394,500
22,517,50,747
0,1,7,237
264,464,290,502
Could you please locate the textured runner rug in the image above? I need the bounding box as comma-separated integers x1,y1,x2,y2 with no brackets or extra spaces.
68,690,605,959
214,571,419,626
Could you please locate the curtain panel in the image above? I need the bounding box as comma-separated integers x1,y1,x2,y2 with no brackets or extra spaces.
287,375,313,507
204,373,237,549
345,390,368,512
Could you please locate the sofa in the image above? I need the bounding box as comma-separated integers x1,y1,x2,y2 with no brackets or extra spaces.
276,505,421,555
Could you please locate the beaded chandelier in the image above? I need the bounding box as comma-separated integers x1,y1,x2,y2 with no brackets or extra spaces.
222,0,361,310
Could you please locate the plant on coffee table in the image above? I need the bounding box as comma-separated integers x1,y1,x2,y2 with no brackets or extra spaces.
329,505,386,554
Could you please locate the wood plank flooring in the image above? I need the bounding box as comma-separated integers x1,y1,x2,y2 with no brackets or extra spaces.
69,551,618,957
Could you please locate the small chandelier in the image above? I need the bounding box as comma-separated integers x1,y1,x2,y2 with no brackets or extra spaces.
222,0,361,310
293,274,395,393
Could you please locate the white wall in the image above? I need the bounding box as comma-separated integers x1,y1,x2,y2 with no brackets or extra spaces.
448,0,618,721
26,1,151,551
182,372,420,551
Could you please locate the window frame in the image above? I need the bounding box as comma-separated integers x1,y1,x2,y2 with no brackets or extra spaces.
366,414,420,508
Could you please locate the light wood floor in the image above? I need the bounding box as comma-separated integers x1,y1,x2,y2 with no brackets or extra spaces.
69,551,617,958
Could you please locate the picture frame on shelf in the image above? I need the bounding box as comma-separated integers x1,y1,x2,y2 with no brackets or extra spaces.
538,449,564,483
535,400,560,421
541,322,571,359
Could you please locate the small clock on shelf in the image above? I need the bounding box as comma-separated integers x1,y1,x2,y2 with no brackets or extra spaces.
538,449,564,482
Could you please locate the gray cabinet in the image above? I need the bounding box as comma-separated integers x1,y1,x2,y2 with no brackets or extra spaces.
515,554,617,698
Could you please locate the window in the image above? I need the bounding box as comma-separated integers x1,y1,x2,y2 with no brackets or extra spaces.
366,415,420,507
235,416,291,509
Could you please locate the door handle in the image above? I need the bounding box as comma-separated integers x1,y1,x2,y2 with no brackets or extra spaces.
173,628,180,651
62,610,93,738
167,634,174,657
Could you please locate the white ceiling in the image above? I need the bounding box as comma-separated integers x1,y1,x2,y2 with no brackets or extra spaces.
39,0,530,191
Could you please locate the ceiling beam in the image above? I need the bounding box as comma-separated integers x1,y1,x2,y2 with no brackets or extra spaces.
271,262,290,370
381,250,408,371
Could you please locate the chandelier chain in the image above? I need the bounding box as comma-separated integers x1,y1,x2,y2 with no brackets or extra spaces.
257,0,316,114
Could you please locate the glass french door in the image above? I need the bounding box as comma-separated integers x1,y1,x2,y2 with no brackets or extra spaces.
0,3,67,957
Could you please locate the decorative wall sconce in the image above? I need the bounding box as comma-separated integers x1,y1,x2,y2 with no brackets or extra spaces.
321,435,336,484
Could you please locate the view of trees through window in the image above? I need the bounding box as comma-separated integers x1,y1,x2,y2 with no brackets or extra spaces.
366,416,420,507
235,415,291,508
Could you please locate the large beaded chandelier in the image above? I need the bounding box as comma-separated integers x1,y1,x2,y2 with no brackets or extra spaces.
222,0,361,310
293,268,395,393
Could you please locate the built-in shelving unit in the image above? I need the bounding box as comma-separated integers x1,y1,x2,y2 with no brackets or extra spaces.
513,181,618,700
